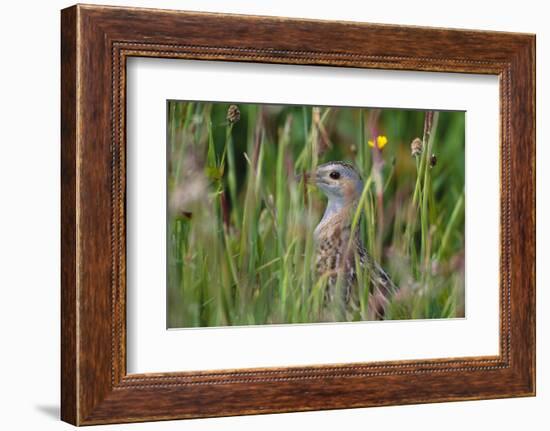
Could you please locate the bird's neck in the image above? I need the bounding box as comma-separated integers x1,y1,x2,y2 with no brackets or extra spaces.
314,197,358,239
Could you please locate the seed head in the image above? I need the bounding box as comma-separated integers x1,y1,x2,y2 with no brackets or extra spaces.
411,137,422,157
430,154,437,168
226,104,240,124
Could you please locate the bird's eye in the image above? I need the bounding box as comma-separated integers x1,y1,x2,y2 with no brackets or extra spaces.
329,171,341,180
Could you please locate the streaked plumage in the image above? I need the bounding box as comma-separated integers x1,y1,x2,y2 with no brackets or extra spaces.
312,161,397,319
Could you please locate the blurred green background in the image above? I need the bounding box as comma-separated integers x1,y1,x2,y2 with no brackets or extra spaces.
167,101,465,328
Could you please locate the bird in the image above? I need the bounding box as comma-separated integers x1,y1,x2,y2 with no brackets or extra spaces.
310,161,397,319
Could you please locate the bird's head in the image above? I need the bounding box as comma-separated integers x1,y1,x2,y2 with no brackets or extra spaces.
314,161,364,205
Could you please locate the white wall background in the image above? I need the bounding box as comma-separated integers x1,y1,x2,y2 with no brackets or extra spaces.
0,0,546,429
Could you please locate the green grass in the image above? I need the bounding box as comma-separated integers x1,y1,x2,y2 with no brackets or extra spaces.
167,101,465,328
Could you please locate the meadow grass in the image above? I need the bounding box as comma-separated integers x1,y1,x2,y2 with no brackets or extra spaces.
167,101,465,328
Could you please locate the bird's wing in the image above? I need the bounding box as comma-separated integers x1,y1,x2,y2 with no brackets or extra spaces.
355,241,398,298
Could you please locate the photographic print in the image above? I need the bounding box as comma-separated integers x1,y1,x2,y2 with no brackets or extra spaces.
61,7,535,422
167,101,465,328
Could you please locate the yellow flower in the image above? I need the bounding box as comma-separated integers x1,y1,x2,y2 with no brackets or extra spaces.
367,135,388,149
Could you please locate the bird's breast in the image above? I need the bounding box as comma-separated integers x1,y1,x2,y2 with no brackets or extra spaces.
314,223,353,276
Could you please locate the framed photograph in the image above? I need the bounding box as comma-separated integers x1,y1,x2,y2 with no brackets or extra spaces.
61,4,535,425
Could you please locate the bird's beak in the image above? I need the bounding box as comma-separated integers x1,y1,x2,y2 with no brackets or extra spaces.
295,171,324,188
295,171,313,183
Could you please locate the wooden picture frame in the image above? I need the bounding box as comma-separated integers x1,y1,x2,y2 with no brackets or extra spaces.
61,4,535,425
